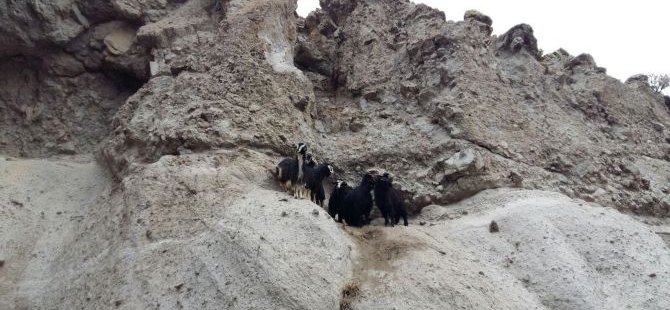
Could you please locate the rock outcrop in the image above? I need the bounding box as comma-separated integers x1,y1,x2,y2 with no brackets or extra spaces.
2,158,669,309
296,0,670,215
99,0,317,176
0,0,153,157
0,153,354,309
1,0,669,309
352,189,670,309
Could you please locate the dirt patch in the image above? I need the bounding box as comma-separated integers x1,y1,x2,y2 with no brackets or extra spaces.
340,225,425,308
347,226,419,273
339,280,361,310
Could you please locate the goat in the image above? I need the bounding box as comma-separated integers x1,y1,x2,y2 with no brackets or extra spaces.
373,173,408,226
315,186,326,208
294,152,316,199
302,163,334,207
275,143,307,197
305,153,317,167
328,180,352,222
341,174,375,227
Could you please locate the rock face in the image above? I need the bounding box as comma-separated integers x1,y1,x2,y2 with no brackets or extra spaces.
296,0,670,215
0,154,354,309
2,160,669,309
1,0,670,309
0,0,152,157
99,0,317,176
352,189,670,309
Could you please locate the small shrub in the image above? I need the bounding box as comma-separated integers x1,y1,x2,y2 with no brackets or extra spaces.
648,74,670,93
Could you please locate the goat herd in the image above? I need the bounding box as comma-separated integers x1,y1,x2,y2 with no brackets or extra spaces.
274,143,408,227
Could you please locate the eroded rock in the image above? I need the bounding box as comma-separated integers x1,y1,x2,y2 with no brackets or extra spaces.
496,24,539,57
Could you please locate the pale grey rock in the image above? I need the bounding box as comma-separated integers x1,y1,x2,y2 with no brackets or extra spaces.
1,0,670,308
442,148,480,175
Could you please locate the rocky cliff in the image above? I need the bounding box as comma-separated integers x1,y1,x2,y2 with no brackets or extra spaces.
294,1,670,216
1,0,669,309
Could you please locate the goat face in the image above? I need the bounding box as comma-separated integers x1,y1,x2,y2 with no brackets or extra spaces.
362,173,375,188
375,174,392,191
296,142,307,155
305,153,316,167
336,179,348,189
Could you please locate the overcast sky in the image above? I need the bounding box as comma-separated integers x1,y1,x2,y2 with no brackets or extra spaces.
297,0,669,94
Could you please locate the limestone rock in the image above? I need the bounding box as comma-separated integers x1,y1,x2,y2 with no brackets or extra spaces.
565,53,598,71
464,9,492,26
1,0,670,308
103,25,137,55
626,74,649,84
298,0,669,215
464,9,493,35
442,148,483,176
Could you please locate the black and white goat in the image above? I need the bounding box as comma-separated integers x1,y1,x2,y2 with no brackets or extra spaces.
328,180,352,222
275,143,308,198
302,162,334,207
341,174,375,227
373,173,408,226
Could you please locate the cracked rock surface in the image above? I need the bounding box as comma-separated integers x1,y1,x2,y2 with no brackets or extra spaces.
297,0,670,215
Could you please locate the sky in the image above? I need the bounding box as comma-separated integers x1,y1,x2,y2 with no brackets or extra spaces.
296,0,670,95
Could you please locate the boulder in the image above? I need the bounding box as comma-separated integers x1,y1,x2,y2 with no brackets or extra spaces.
464,9,493,35
496,24,539,57
464,9,492,26
103,25,137,55
442,148,484,176
626,74,649,84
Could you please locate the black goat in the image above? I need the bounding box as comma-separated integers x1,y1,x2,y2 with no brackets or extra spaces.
328,180,352,222
341,174,375,227
305,153,317,167
302,163,333,207
315,185,326,208
296,152,316,199
373,173,408,226
275,143,307,198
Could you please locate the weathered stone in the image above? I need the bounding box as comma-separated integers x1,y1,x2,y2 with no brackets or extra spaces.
443,149,480,175
496,24,539,57
103,25,136,55
565,53,597,71
464,10,492,26
626,74,649,84
44,53,86,77
2,1,670,309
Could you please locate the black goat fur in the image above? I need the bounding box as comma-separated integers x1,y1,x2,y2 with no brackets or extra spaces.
373,173,408,226
341,174,375,227
328,180,351,222
275,143,307,197
302,163,333,207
